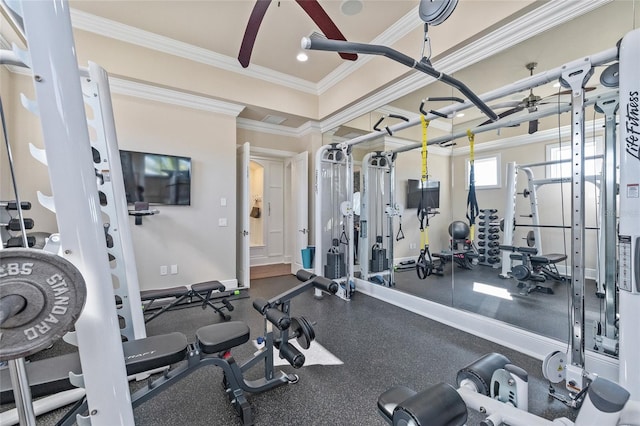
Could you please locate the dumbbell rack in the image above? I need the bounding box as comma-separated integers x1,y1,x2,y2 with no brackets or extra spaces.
0,201,34,248
475,209,502,267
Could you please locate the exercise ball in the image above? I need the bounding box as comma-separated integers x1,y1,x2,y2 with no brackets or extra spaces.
449,221,469,240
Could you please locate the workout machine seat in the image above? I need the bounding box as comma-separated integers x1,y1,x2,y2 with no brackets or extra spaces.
196,322,250,354
140,280,233,323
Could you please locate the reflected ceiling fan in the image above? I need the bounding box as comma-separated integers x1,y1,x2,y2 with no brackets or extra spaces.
238,0,358,68
480,62,595,134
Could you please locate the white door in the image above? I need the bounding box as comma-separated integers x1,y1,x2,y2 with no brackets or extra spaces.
266,161,284,259
236,142,250,288
291,151,308,274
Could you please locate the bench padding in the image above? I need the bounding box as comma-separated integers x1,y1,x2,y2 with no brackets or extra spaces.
191,281,225,292
123,332,188,375
378,385,417,421
140,286,189,300
196,322,250,354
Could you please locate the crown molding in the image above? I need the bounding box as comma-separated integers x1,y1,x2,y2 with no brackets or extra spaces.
69,9,317,95
451,118,606,157
385,136,452,157
237,117,302,137
109,78,244,116
320,0,612,133
317,5,421,94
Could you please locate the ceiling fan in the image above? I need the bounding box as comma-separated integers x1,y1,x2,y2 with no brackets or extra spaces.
480,62,595,134
238,0,357,68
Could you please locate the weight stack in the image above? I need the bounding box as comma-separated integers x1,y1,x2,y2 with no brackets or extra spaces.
325,252,346,279
475,208,502,268
370,247,389,273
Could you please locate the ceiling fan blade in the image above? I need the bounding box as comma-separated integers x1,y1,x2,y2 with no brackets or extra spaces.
238,0,273,68
479,106,524,126
489,101,522,110
296,0,357,61
553,86,597,96
528,119,539,134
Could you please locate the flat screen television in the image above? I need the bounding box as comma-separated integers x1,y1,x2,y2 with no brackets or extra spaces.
120,150,191,205
406,179,440,209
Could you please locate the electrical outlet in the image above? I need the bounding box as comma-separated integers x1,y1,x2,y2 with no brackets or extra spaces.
170,264,178,274
160,265,168,276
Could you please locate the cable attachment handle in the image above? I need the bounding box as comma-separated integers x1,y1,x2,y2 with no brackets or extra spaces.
373,114,410,136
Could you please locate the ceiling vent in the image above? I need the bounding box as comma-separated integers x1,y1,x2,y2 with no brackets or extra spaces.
262,114,287,125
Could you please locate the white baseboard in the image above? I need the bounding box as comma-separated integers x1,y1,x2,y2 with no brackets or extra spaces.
354,278,619,382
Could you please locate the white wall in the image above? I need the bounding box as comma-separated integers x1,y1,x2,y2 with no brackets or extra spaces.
1,71,239,290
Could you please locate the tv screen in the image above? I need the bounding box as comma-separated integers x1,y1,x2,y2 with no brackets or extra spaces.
407,179,440,209
120,150,191,205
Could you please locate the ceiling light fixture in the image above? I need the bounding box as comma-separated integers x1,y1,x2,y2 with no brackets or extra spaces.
296,52,308,62
341,0,363,16
553,82,561,88
456,113,465,117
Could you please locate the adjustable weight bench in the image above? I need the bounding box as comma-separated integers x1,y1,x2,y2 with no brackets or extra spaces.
58,270,338,426
500,245,567,295
140,280,235,323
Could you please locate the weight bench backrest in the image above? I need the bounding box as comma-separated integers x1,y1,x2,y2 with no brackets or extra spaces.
123,332,188,375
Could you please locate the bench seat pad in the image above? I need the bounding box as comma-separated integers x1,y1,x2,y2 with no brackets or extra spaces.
140,286,189,300
191,280,225,292
196,322,250,354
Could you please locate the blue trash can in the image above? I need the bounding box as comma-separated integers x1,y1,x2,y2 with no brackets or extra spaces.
301,248,312,269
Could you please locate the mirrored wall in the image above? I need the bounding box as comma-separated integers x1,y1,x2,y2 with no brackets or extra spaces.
321,1,636,359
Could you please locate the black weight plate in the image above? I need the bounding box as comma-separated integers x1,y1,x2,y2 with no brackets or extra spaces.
526,230,536,247
0,249,86,361
290,316,314,350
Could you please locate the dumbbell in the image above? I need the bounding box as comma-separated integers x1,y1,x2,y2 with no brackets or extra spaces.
478,248,486,254
1,218,34,231
5,236,36,248
478,255,486,263
478,221,486,227
487,248,500,256
478,233,486,240
487,241,500,248
478,215,485,220
478,227,486,233
487,256,500,264
487,234,500,240
477,241,486,247
488,228,500,233
488,215,499,220
0,201,31,211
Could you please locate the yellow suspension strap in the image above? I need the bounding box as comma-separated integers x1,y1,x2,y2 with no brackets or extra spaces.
466,129,479,242
416,115,432,279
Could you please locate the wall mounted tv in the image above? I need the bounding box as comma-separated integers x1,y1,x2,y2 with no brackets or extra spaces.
406,179,440,209
120,150,191,205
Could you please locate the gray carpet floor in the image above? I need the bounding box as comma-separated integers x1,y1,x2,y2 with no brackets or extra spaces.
1,274,579,425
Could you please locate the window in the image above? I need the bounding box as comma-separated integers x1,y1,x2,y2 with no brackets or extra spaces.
545,138,602,178
466,154,501,189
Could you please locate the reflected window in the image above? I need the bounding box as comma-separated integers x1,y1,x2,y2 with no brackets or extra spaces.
546,138,602,178
466,154,501,189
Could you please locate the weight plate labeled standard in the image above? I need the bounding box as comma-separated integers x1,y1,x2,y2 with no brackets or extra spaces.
0,248,87,360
